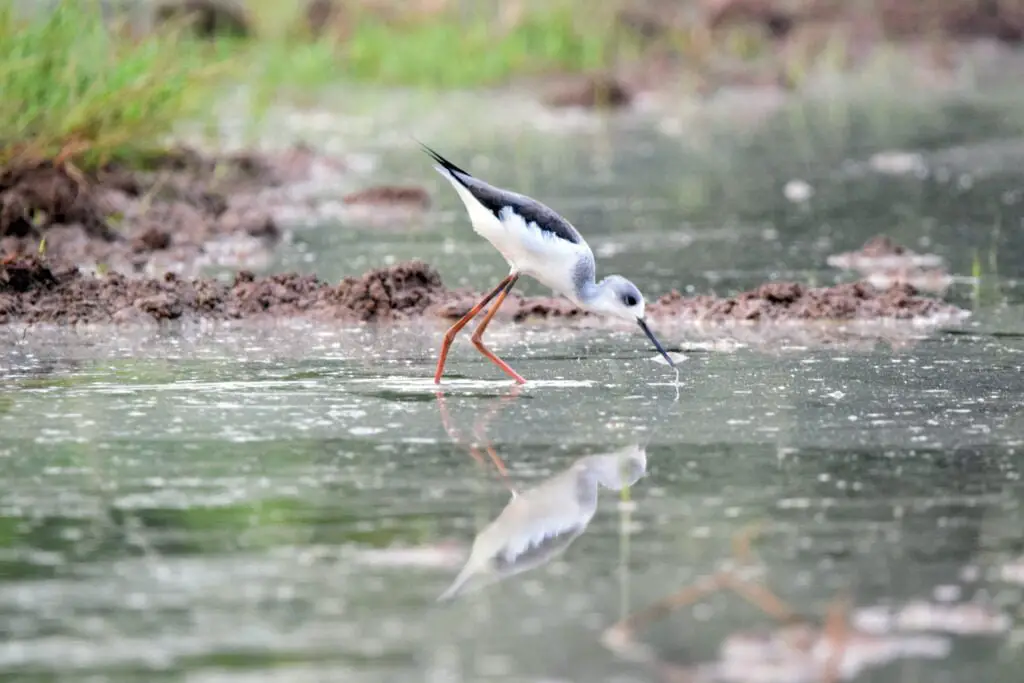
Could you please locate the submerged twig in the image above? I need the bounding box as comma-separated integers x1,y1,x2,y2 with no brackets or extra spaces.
598,523,974,682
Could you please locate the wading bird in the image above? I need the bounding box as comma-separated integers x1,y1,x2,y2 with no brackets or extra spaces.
423,144,675,384
438,444,647,601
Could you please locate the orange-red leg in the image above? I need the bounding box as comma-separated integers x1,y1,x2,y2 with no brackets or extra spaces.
470,274,524,384
821,592,851,683
468,384,523,483
434,273,516,384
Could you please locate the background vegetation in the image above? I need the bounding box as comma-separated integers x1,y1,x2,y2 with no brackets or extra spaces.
3,0,1018,171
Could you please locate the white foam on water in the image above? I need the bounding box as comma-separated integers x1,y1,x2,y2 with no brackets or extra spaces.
347,376,596,392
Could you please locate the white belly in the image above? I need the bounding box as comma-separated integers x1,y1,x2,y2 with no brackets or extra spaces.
481,213,585,299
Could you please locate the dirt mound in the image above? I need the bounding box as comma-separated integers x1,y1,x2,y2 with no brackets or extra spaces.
543,74,633,109
828,235,945,273
702,0,1024,43
0,256,448,325
342,185,431,208
0,162,114,240
434,291,586,321
827,235,951,294
0,256,967,327
154,0,251,39
650,280,959,322
0,145,355,278
332,261,444,320
0,254,66,293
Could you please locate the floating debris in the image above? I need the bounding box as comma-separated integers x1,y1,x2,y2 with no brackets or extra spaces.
783,179,813,203
999,557,1024,585
852,601,1012,636
869,150,927,176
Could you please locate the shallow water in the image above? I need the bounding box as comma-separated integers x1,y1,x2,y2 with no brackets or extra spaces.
4,86,1024,681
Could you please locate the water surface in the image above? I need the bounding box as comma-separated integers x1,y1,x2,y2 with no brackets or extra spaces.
3,85,1024,681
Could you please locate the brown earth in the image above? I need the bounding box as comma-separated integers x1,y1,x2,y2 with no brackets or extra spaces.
0,145,349,277
342,185,432,208
0,256,443,325
0,255,968,327
607,0,1024,99
827,235,946,273
543,74,634,109
827,236,952,294
650,280,956,322
154,0,251,39
692,0,1024,44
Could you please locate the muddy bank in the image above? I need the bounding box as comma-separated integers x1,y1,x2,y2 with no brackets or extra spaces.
0,256,968,327
0,145,351,278
828,235,953,294
0,256,440,326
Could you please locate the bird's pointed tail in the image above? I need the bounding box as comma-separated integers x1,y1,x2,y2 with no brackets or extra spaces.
436,563,480,602
415,140,474,181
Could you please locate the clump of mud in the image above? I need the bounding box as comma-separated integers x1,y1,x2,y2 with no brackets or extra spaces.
650,280,959,323
828,235,952,294
828,235,945,272
154,1,251,39
0,256,969,327
0,162,115,241
342,185,431,208
0,256,445,325
543,74,633,109
0,145,348,278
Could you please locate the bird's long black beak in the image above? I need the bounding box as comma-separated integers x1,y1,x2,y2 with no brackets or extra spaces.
637,318,675,368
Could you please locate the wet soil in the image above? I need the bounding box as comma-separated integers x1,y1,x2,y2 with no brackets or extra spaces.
828,236,951,294
650,280,958,322
571,0,1024,102
342,185,432,208
0,255,968,327
828,235,945,272
154,0,251,39
0,145,347,278
0,256,442,326
542,74,633,109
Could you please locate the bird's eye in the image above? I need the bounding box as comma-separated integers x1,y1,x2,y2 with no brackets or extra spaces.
623,294,638,307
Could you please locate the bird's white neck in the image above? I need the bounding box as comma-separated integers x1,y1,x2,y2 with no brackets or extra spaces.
577,278,610,307
577,278,627,317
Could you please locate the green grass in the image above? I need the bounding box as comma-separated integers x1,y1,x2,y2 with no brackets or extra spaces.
0,0,631,173
341,7,619,87
0,1,233,171
225,2,629,94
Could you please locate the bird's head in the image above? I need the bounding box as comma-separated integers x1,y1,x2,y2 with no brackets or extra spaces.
590,275,646,322
590,276,674,368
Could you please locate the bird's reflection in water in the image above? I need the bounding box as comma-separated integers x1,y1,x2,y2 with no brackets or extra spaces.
434,387,646,601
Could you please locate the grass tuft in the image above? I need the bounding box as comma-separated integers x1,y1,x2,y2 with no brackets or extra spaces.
340,7,618,87
225,1,630,92
0,1,233,171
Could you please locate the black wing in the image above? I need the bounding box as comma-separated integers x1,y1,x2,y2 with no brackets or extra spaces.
493,522,587,574
420,143,584,246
